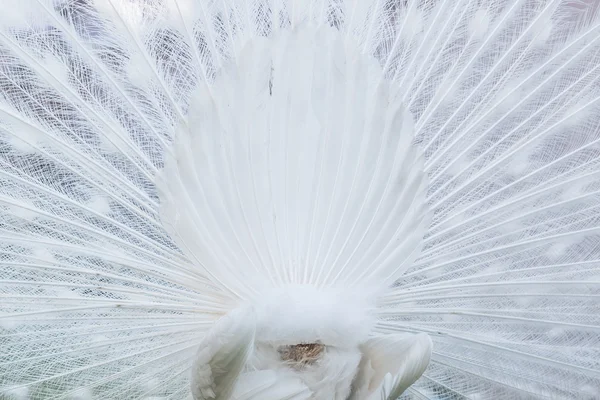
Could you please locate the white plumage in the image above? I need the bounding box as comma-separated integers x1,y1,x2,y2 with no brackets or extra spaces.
0,0,599,399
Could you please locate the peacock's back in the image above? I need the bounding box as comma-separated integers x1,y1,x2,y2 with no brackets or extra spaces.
0,0,599,399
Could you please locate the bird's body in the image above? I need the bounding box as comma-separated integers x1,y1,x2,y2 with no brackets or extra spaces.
1,0,600,399
167,24,433,398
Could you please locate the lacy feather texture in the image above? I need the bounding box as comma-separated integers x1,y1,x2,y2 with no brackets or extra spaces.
0,0,599,399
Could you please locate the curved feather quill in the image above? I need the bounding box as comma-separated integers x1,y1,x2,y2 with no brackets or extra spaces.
190,308,255,400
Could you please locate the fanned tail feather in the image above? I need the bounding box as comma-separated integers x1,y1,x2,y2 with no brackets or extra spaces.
157,24,428,300
0,0,598,399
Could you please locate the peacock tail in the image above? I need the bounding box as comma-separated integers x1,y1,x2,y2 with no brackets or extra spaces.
0,0,599,399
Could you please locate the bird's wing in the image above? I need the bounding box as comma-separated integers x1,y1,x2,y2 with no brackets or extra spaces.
232,370,312,400
350,333,432,400
191,309,256,400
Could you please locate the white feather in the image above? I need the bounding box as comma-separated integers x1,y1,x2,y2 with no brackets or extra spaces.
231,371,312,400
190,308,255,400
0,0,598,399
350,333,433,400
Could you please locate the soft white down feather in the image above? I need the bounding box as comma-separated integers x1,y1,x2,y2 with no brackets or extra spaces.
0,0,599,399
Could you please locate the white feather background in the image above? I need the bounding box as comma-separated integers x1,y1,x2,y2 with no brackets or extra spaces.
0,0,599,399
